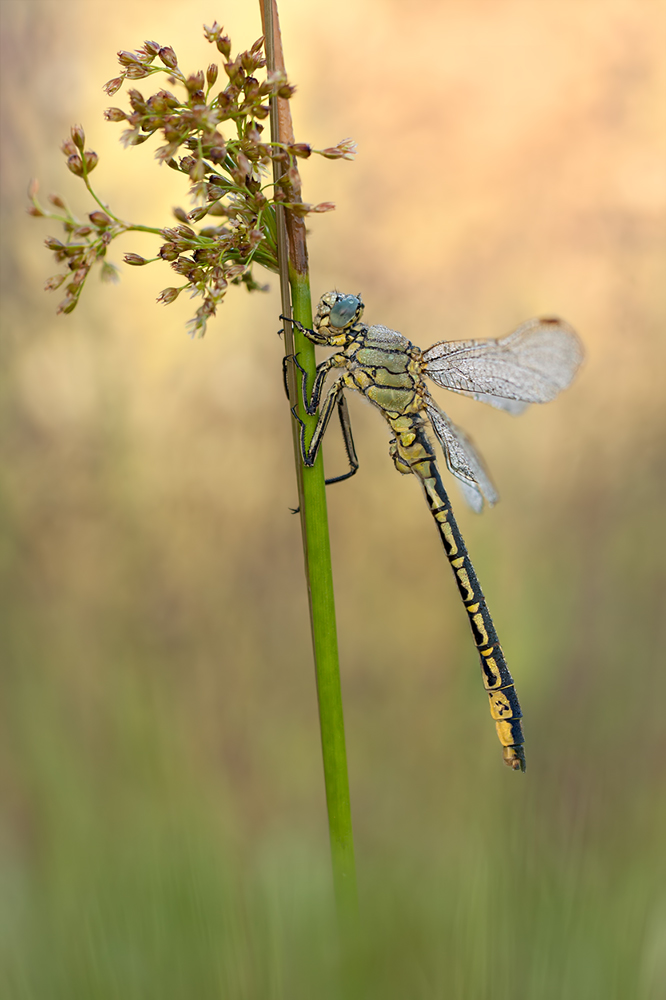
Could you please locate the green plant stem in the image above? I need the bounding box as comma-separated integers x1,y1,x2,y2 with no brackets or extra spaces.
261,0,357,920
290,272,357,917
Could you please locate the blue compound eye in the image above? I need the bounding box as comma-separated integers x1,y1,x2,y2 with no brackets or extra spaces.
329,295,360,328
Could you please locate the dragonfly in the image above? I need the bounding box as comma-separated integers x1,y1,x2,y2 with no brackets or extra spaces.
284,292,583,771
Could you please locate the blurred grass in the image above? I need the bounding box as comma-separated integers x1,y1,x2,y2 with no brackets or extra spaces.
1,0,665,996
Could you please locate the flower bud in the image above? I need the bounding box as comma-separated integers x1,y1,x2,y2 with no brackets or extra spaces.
84,151,99,172
158,243,180,261
27,206,44,217
104,108,127,122
71,125,85,150
61,138,77,156
89,211,111,227
159,46,178,69
44,274,67,292
157,287,180,305
185,70,204,94
216,35,231,58
288,143,312,158
66,154,84,176
126,65,150,80
118,50,139,67
206,64,218,87
123,253,148,266
48,194,66,208
143,40,161,56
103,76,124,96
188,206,209,222
172,207,188,223
57,297,78,315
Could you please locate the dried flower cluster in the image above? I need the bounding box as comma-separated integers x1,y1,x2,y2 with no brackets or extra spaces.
30,22,355,336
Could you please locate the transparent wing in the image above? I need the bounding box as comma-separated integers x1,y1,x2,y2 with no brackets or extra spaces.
425,395,498,513
422,317,583,413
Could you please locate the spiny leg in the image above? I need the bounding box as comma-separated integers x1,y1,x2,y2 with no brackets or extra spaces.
326,393,359,485
291,376,347,470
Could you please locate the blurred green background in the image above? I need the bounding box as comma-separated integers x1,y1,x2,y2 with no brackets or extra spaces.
1,1,665,996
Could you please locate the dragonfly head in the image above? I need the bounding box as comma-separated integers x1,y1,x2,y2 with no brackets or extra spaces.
313,291,364,344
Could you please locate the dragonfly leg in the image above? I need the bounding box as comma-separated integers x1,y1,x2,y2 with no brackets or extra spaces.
279,314,315,338
282,353,307,402
291,377,346,469
325,393,359,485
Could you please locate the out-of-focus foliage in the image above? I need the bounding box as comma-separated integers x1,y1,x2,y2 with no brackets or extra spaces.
1,1,665,997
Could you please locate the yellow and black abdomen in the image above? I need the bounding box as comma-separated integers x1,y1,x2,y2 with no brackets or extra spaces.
390,421,526,771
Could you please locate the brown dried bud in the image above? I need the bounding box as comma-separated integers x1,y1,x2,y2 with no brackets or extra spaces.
66,154,84,176
71,125,85,150
159,46,178,69
206,64,218,87
118,50,140,67
124,253,148,266
311,202,336,213
188,206,209,222
126,65,150,80
128,89,147,112
44,235,65,251
57,297,78,315
44,274,67,292
103,76,124,96
61,138,77,156
157,287,181,305
104,108,127,122
250,36,265,55
172,207,188,223
89,211,111,227
288,143,312,159
159,243,180,261
143,40,161,56
84,151,99,172
319,138,357,160
185,71,205,93
48,193,66,208
27,205,44,217
216,35,231,58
